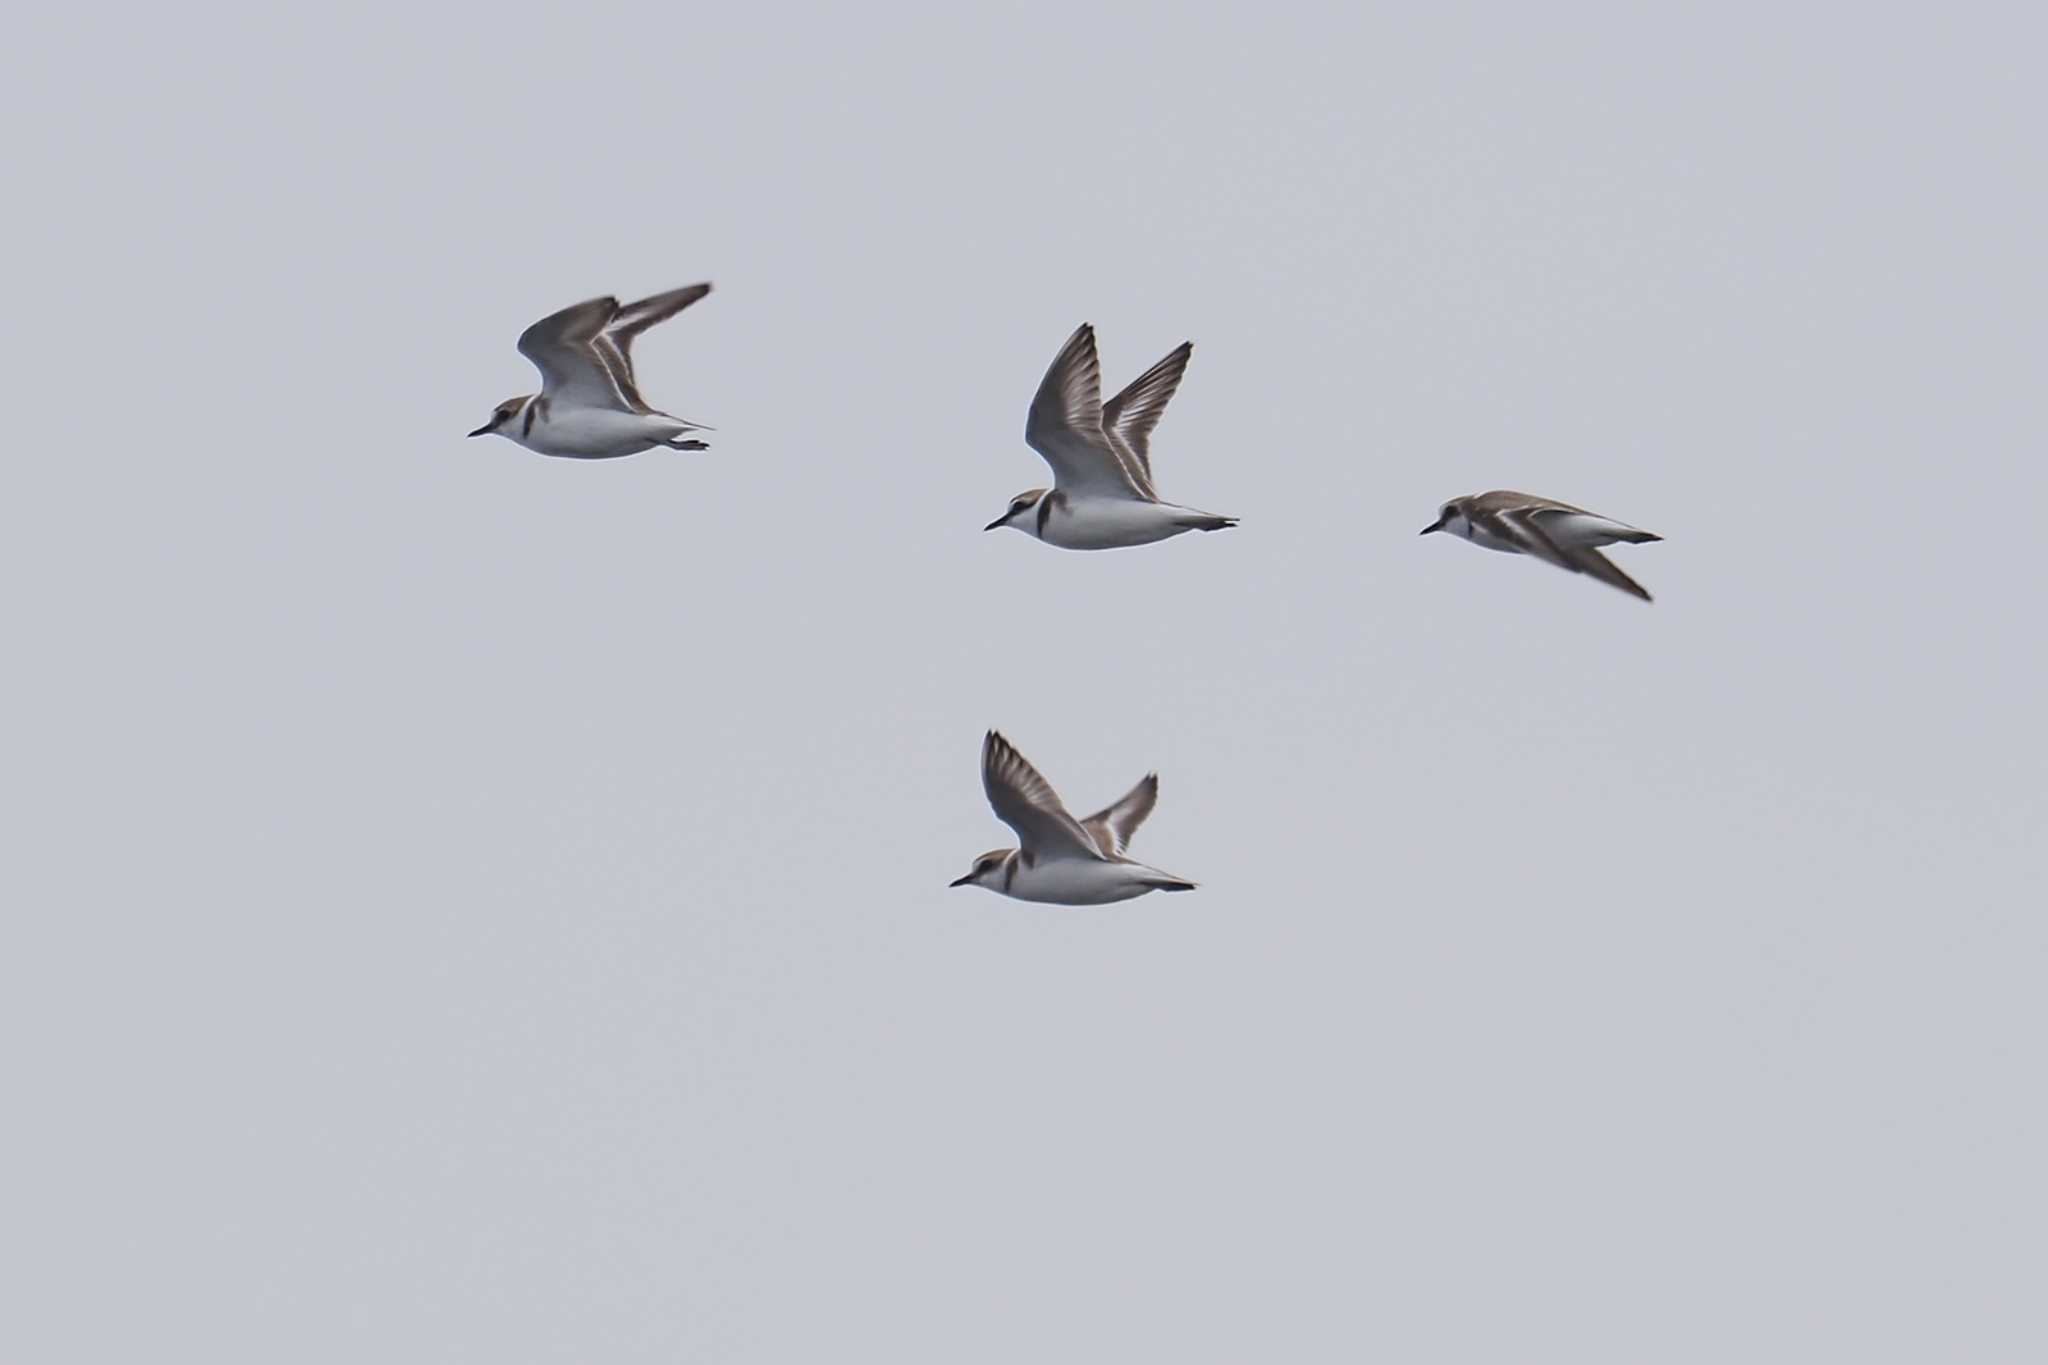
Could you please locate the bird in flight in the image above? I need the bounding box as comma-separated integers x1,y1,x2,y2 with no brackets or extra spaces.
1420,490,1663,601
951,731,1198,905
469,284,715,459
983,324,1237,549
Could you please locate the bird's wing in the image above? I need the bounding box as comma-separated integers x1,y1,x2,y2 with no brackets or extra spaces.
516,296,632,410
1494,505,1654,602
1099,342,1191,494
981,731,1106,861
598,283,712,413
1081,773,1159,858
1023,324,1152,501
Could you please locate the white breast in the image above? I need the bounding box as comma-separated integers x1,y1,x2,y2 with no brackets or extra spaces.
1003,857,1164,905
1036,497,1196,551
515,406,676,459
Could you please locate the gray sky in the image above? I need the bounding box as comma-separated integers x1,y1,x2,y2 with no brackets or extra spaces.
11,3,2046,1361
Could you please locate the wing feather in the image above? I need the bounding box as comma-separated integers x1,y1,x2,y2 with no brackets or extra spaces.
1100,343,1190,494
600,283,712,413
1493,505,1653,601
1081,774,1159,858
1023,325,1152,501
516,296,632,410
981,731,1106,861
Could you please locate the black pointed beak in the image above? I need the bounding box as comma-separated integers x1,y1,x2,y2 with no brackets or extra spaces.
949,874,975,887
1419,518,1445,535
466,423,494,438
983,515,1008,532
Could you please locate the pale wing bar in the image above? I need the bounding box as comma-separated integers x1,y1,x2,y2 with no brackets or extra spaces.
1081,773,1159,859
1100,342,1191,494
599,284,713,413
1495,507,1653,602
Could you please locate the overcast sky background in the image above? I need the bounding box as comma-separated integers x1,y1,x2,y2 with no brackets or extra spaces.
10,4,2046,1361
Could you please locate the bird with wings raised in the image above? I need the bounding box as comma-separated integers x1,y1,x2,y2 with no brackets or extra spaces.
468,284,715,459
982,324,1238,549
950,731,1198,904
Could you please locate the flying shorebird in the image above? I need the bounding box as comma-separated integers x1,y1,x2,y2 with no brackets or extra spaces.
468,284,715,458
982,323,1237,549
1420,490,1664,601
950,731,1198,905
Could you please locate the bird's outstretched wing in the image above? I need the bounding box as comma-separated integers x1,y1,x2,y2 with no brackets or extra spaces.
1483,502,1654,602
982,731,1106,861
1100,343,1190,494
1023,325,1153,501
595,283,712,415
1081,773,1159,858
516,296,633,411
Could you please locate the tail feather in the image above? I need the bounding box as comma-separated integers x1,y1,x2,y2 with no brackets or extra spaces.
1147,878,1199,892
1181,515,1237,533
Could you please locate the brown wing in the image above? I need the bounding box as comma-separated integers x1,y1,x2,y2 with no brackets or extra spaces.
1023,325,1151,500
1081,773,1159,858
981,731,1106,860
1491,506,1653,602
599,283,713,412
1100,343,1190,495
516,295,632,409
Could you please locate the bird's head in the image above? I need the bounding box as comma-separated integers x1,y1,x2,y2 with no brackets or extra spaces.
984,489,1048,533
949,850,1011,890
1419,496,1472,537
467,396,530,440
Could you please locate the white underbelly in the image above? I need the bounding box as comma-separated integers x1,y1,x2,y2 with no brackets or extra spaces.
1004,858,1161,905
520,407,671,459
1039,497,1193,550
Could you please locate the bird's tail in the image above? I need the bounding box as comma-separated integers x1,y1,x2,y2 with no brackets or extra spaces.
1177,512,1238,533
1145,876,1199,892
